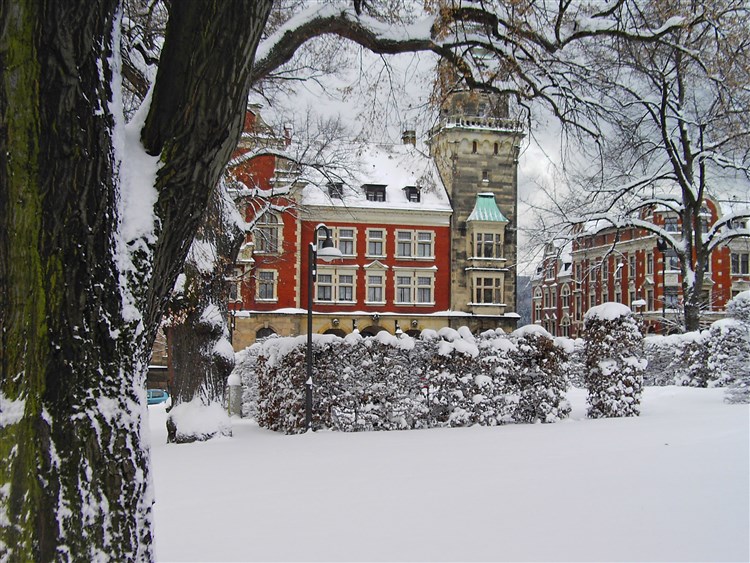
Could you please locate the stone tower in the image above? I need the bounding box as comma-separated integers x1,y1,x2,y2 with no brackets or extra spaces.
428,89,524,332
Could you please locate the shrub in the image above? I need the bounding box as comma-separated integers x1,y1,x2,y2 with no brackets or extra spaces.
584,303,645,418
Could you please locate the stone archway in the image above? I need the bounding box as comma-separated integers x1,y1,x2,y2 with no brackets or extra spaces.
360,325,389,337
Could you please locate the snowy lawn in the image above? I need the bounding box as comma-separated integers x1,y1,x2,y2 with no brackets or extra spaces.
150,387,749,562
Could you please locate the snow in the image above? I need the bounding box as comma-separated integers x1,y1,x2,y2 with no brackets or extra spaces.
585,301,632,321
0,391,25,427
166,400,231,441
149,387,749,562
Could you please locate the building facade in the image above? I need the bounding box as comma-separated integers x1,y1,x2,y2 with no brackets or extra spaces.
531,201,750,336
226,95,524,349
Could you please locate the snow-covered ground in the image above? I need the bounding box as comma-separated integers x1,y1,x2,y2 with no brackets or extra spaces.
150,387,749,562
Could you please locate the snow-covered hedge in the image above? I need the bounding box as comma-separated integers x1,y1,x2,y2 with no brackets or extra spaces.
584,303,645,418
250,327,571,434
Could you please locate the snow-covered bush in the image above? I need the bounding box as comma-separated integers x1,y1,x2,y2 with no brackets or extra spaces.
727,290,750,323
509,326,570,423
706,317,750,403
253,326,573,433
233,343,261,419
166,399,232,443
584,303,645,418
720,292,750,403
671,332,712,388
555,336,585,387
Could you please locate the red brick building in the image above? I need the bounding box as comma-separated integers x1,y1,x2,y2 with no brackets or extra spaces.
531,200,750,336
226,98,524,349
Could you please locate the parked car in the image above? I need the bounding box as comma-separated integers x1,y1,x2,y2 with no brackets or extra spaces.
147,388,170,406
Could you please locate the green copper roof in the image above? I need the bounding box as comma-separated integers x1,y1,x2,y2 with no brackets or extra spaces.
467,193,508,223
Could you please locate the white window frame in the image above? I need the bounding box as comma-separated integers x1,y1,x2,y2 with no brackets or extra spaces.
395,230,434,260
365,272,386,304
474,276,503,305
315,267,358,304
334,227,357,257
366,229,385,258
254,213,281,254
256,269,277,302
393,268,435,305
474,232,503,259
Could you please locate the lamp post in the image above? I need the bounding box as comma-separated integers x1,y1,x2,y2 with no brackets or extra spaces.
306,223,342,431
656,238,668,334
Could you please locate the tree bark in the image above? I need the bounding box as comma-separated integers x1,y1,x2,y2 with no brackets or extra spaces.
0,1,272,559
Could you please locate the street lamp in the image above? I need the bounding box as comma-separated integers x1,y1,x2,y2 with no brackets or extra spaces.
656,238,669,334
306,223,342,431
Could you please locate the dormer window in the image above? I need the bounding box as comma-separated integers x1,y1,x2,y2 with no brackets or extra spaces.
364,184,386,202
328,182,344,199
404,186,421,203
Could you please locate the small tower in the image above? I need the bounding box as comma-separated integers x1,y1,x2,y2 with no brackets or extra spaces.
428,88,524,331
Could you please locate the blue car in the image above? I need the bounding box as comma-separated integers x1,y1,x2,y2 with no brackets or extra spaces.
147,389,170,405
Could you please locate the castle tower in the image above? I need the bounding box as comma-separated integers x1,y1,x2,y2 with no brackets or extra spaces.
428,89,524,331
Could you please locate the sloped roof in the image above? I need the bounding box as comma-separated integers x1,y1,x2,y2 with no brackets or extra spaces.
467,193,508,222
301,142,451,213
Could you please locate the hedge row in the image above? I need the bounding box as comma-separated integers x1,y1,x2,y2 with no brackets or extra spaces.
252,326,572,434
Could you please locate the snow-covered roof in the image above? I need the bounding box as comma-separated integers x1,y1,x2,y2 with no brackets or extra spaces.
300,142,451,213
467,193,509,223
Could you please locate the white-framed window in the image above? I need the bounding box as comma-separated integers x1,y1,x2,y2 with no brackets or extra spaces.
315,268,357,303
257,270,277,301
665,249,680,271
629,255,636,278
560,316,571,337
550,287,557,308
366,229,385,257
575,294,582,320
316,273,333,302
731,253,749,275
366,273,385,303
255,213,281,254
475,276,503,304
474,232,503,259
543,289,550,308
646,252,654,275
334,227,356,257
395,230,434,259
664,216,679,232
227,267,243,302
647,289,654,310
602,259,609,281
664,288,679,308
394,270,435,305
561,285,570,309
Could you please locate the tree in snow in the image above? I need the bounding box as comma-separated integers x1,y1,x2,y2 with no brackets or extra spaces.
707,291,750,403
509,326,570,424
584,304,646,418
0,1,695,558
532,1,750,332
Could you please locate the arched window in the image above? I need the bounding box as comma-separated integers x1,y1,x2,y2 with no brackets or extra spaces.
471,141,478,154
561,285,570,309
256,327,276,340
255,213,280,253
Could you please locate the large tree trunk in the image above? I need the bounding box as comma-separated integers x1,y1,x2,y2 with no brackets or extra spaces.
0,1,272,559
165,187,244,442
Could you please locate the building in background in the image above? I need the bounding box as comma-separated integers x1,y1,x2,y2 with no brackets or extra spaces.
531,200,750,336
226,94,524,350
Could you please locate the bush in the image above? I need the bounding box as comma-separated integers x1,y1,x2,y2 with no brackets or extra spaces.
584,303,645,418
252,326,571,433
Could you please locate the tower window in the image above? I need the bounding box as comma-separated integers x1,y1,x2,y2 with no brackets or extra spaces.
482,170,489,182
472,141,478,154
493,142,499,155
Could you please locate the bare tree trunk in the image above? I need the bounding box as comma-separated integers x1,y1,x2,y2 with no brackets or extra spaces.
165,187,244,442
0,1,272,559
